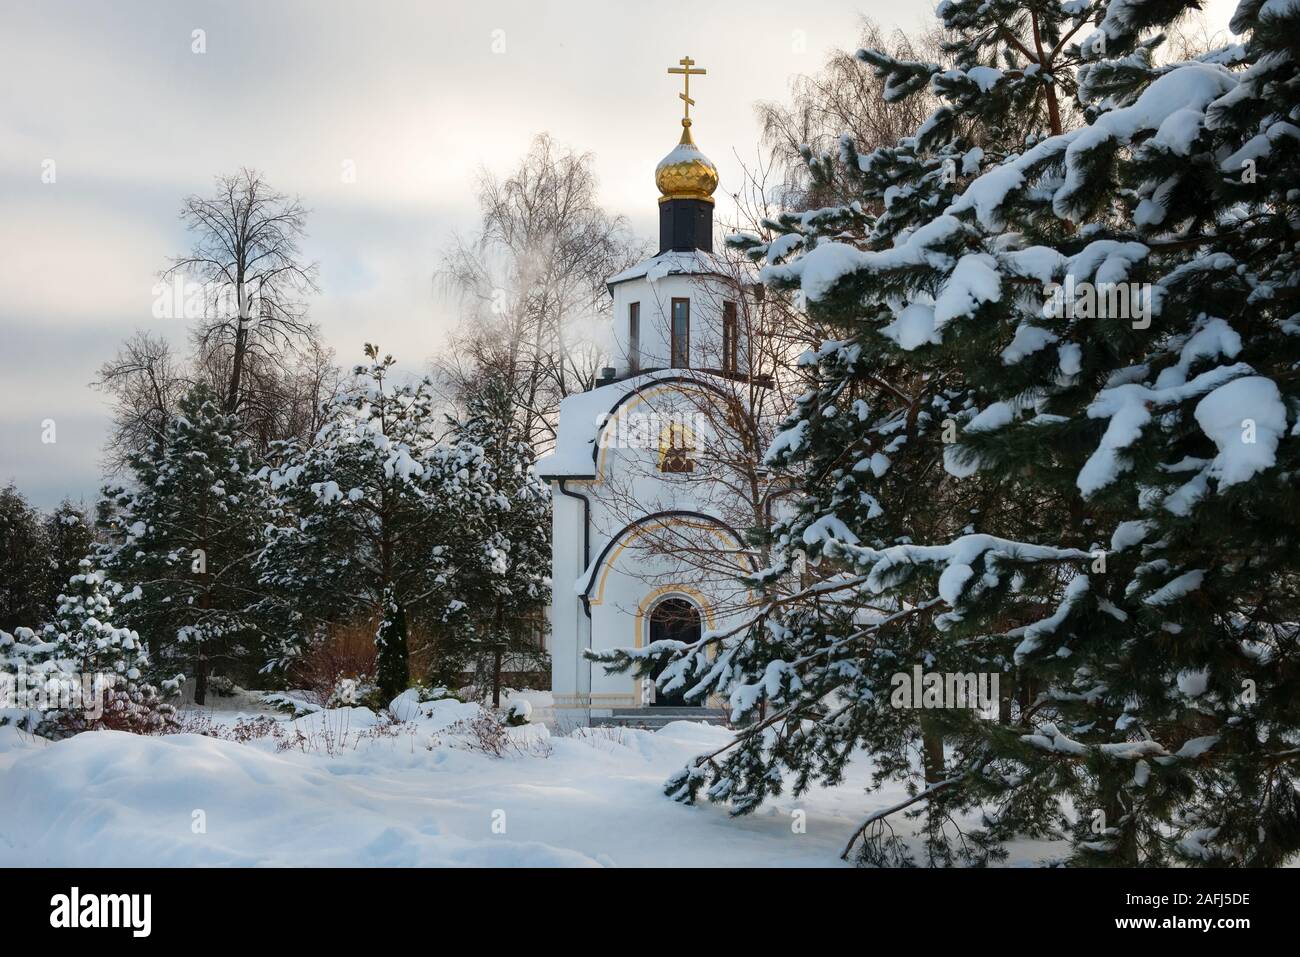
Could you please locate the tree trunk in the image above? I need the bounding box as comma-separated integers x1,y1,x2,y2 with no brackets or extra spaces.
1029,11,1064,137
375,590,409,700
1017,669,1035,717
919,715,945,785
195,520,210,706
194,648,208,706
1100,786,1139,865
225,278,250,414
491,601,504,708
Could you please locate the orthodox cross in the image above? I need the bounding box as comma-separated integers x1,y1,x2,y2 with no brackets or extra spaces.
667,55,706,122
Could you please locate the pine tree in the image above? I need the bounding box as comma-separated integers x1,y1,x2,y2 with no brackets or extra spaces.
599,0,1300,866
100,384,267,703
445,370,551,705
42,500,94,616
39,559,177,737
259,345,500,700
375,585,409,698
0,484,49,633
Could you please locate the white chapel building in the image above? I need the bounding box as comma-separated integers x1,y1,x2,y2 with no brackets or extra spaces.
536,61,766,730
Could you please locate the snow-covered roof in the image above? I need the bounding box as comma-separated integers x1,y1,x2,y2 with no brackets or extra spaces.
656,140,715,172
606,249,729,291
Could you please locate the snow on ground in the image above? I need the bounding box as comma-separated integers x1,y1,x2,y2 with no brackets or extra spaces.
0,696,1063,867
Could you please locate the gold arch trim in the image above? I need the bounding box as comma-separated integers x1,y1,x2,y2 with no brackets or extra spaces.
588,516,748,607
634,584,716,644
592,381,731,480
631,584,720,708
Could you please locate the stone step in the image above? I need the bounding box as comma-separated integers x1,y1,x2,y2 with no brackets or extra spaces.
593,708,729,729
591,718,727,729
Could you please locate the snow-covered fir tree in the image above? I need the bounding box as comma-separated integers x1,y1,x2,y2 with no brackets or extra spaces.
99,384,267,703
443,370,551,705
259,345,502,699
597,0,1300,867
41,500,95,619
0,484,48,633
37,559,177,736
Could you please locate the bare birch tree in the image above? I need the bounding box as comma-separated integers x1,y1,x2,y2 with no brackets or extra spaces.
754,18,948,210
164,167,320,418
436,134,647,449
93,331,187,473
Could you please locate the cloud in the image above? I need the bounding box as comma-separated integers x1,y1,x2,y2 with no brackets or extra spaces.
9,0,1119,509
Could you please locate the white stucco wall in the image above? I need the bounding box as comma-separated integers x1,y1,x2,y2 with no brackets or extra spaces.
548,483,588,724
608,268,750,378
546,373,762,729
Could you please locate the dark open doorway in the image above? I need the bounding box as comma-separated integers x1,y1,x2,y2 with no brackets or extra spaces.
647,597,701,707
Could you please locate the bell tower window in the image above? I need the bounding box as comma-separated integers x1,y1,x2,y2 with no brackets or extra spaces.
722,301,737,374
671,298,690,368
628,301,640,373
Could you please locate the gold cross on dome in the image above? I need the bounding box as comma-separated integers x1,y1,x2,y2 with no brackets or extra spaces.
667,55,707,122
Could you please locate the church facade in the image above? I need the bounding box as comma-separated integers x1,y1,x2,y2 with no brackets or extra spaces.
536,60,765,730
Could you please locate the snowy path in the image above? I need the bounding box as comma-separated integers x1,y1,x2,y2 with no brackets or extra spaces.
0,701,1060,867
0,704,872,866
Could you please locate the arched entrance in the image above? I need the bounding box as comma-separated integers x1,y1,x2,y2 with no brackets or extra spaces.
647,597,701,707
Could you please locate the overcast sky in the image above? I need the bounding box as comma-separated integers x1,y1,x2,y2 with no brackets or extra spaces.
0,0,1238,508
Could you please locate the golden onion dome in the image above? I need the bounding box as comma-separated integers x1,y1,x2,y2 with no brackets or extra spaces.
655,119,719,204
